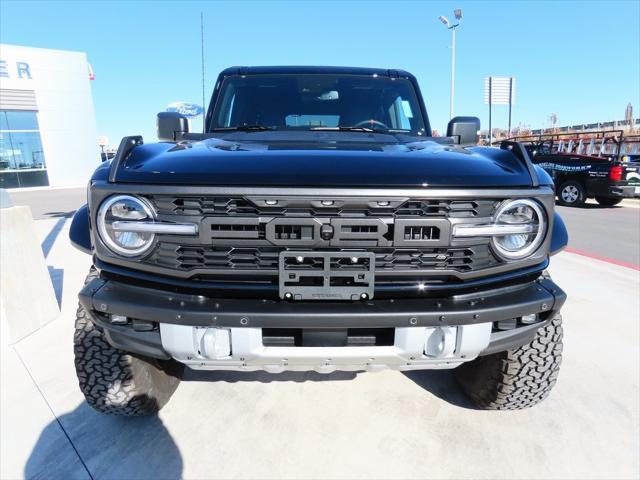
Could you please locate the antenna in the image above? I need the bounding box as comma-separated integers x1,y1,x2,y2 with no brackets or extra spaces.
200,11,205,133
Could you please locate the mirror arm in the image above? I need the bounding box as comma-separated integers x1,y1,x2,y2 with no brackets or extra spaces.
108,136,143,183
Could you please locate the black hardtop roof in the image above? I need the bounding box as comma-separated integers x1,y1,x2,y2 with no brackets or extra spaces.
218,65,417,79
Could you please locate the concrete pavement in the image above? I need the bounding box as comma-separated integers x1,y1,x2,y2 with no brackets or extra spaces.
1,216,639,479
7,187,86,220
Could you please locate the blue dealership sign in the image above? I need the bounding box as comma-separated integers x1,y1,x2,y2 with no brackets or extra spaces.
166,102,204,118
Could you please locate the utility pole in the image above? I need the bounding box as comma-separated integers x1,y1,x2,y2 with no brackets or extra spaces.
439,9,462,119
450,26,456,119
201,12,206,133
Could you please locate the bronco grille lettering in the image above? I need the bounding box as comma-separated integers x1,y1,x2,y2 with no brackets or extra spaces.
198,216,450,247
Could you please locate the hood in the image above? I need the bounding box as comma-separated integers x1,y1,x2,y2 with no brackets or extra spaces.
113,132,534,188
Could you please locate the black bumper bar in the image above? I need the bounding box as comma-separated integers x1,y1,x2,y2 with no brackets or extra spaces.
79,275,565,330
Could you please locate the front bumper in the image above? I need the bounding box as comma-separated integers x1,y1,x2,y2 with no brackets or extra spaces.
79,274,566,371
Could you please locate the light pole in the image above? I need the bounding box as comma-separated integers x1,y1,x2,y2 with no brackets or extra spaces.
439,9,462,119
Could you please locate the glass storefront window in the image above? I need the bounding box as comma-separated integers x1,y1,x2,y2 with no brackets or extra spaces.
0,110,49,188
4,111,40,130
2,132,46,169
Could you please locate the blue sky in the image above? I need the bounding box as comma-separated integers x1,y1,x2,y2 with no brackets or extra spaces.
1,0,639,144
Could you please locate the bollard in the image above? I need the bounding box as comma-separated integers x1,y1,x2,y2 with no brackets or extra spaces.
0,190,60,345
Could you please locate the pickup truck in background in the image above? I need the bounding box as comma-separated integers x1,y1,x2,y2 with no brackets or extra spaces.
514,131,640,207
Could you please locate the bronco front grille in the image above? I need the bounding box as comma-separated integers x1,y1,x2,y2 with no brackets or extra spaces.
148,244,497,273
151,195,497,218
138,194,503,277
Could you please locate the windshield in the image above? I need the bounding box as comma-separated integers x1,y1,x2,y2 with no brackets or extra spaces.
209,74,427,135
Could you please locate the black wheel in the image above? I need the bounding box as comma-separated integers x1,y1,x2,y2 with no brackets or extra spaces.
557,181,586,207
74,268,183,416
595,196,622,207
455,314,563,410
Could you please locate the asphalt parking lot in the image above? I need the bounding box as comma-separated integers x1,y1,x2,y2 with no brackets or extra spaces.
1,189,639,479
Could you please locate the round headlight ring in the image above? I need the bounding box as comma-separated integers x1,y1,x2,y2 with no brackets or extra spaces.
97,194,156,257
491,199,547,261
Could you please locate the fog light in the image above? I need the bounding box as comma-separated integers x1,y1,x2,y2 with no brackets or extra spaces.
496,318,517,330
132,319,155,331
200,328,231,359
521,313,537,324
424,326,457,358
110,314,128,325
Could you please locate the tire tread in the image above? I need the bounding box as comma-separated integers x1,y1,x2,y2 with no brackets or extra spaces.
73,268,181,416
455,315,563,410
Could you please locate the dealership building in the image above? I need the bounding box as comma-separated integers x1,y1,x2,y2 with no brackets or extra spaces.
0,44,98,188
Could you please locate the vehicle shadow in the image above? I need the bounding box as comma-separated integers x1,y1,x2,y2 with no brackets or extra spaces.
25,402,183,480
556,202,622,209
40,217,67,309
47,265,64,308
183,368,479,410
43,210,77,218
402,369,481,410
41,217,67,258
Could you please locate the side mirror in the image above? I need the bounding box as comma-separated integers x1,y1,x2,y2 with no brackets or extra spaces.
447,116,481,145
157,112,189,142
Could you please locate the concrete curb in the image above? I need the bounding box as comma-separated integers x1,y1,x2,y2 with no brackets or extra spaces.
621,198,640,209
0,205,59,345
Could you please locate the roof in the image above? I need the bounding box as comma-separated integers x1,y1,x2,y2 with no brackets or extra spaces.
218,65,416,79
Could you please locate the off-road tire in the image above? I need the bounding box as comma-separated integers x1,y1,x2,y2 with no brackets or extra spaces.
455,314,563,410
557,181,586,207
74,268,183,416
595,196,622,207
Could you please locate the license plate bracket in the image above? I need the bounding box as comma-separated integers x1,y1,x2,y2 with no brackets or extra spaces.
279,251,375,301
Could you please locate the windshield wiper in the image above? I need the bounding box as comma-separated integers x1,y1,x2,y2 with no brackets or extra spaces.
212,125,274,132
309,126,390,134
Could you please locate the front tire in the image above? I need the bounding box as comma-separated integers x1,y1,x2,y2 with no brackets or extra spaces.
455,314,563,410
595,196,622,207
557,181,586,207
74,269,183,416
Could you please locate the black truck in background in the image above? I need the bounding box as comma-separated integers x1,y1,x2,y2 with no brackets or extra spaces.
510,131,640,207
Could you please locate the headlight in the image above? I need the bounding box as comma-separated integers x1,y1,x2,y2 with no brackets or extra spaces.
491,199,546,260
97,195,156,257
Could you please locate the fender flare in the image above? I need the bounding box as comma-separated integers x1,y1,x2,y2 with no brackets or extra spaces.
69,204,92,255
550,212,568,256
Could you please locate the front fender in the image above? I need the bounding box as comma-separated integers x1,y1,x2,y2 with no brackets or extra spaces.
550,212,568,256
69,204,92,255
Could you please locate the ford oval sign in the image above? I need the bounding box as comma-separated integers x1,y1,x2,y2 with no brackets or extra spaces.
166,102,204,118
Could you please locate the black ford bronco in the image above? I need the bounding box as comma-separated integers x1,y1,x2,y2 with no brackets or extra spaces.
70,66,568,415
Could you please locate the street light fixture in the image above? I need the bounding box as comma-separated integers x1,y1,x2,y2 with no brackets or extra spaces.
439,9,462,119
